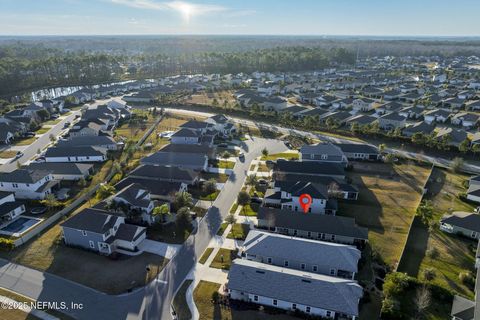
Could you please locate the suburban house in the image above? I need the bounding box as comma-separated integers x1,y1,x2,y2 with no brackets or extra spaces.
170,128,203,145
240,230,361,279
129,165,200,185
377,112,407,130
0,169,58,200
0,123,15,144
440,211,480,240
57,136,120,151
69,121,106,137
111,183,158,225
274,160,345,180
402,121,435,137
156,143,216,160
61,208,146,254
0,192,26,225
263,180,336,215
423,109,450,124
115,177,188,203
257,207,368,246
44,147,107,163
227,259,363,319
204,114,236,136
27,162,93,181
451,112,480,129
436,127,468,148
352,98,376,112
334,143,381,161
299,143,348,166
141,152,208,171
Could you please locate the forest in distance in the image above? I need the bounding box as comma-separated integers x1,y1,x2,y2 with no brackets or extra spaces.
1,35,480,97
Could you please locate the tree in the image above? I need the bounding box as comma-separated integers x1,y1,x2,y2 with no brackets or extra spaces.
175,206,192,230
350,122,360,135
78,177,87,188
246,174,257,187
36,109,50,121
153,203,170,223
261,147,269,158
459,139,471,153
411,132,426,145
384,153,395,164
450,157,464,173
96,184,115,200
422,268,436,281
173,191,193,210
40,193,61,211
473,143,480,158
415,286,431,319
237,191,251,213
378,143,386,154
203,179,217,203
225,213,237,238
416,200,434,225
49,134,56,142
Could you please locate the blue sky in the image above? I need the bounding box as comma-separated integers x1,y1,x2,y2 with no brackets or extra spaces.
1,0,479,36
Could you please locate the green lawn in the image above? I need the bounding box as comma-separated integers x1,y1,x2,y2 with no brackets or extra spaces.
35,127,50,134
14,137,37,146
261,152,299,161
257,162,270,172
147,222,192,244
192,206,208,217
199,247,214,264
0,150,18,159
173,280,193,320
217,222,229,236
398,168,476,299
43,118,62,126
239,203,259,216
200,173,230,183
227,223,250,240
209,248,238,270
194,281,303,320
229,202,239,214
210,160,235,169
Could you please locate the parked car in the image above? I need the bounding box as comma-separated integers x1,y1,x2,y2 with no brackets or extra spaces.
23,132,35,138
14,151,23,159
30,207,47,215
251,197,263,204
257,179,269,187
63,121,71,128
218,143,228,148
50,114,60,119
238,152,245,159
74,114,81,119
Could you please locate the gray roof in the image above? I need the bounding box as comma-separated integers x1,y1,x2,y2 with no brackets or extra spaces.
60,208,121,234
158,143,214,156
228,259,363,316
0,169,50,184
27,162,93,176
0,202,24,217
172,128,201,138
130,165,198,183
114,183,151,208
243,230,360,273
115,177,182,197
115,223,146,242
45,146,106,158
441,212,480,233
274,160,345,177
141,152,207,169
450,295,475,319
258,207,368,240
300,143,345,158
56,136,117,148
334,143,379,155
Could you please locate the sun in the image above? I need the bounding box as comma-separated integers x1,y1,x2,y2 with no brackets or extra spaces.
178,3,194,22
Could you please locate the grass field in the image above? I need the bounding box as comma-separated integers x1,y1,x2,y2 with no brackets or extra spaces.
200,173,230,183
217,222,229,236
185,90,237,108
173,280,193,320
239,203,259,216
0,150,18,158
209,248,237,270
227,223,250,240
398,168,476,299
14,137,37,146
339,161,432,268
43,119,62,126
199,248,214,264
210,160,235,169
147,222,192,244
260,152,299,161
194,281,302,320
35,127,50,135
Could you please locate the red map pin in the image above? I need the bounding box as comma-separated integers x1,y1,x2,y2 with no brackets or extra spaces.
299,194,312,214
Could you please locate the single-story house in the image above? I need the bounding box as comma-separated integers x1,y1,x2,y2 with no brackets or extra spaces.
440,211,480,240
141,152,208,171
299,143,348,166
334,143,381,161
44,147,107,163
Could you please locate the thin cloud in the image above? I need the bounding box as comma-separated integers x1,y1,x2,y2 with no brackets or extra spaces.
110,0,226,15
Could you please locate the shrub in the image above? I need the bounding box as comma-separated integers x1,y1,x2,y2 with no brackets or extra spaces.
459,271,475,288
426,246,439,259
0,238,15,251
423,268,436,281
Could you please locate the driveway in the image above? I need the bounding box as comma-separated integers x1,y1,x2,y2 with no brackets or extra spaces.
138,240,181,260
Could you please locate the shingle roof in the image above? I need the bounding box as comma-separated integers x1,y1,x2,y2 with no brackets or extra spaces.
243,230,361,273
441,211,480,233
45,146,105,158
0,169,50,184
228,259,363,316
141,152,207,168
274,160,345,177
334,143,379,155
300,143,345,158
0,202,24,217
257,207,368,240
130,164,198,183
60,208,121,234
27,163,93,176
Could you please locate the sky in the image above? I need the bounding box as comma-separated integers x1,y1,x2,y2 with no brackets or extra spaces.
1,0,479,36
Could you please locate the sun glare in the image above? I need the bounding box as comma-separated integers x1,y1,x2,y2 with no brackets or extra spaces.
178,3,193,22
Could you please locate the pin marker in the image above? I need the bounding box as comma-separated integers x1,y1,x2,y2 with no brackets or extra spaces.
299,194,312,214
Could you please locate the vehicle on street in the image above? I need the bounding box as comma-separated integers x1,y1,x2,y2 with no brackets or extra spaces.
30,207,47,215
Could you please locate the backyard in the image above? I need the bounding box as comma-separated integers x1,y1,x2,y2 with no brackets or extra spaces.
398,167,477,299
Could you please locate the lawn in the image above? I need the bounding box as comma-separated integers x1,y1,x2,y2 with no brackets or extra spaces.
194,281,302,320
14,137,37,146
0,224,168,295
147,222,193,244
257,162,270,172
200,173,230,183
339,161,431,268
209,248,238,270
239,203,259,217
157,114,188,132
229,202,239,214
192,206,208,217
217,147,240,157
398,167,477,299
217,222,229,236
199,247,214,264
173,280,193,320
43,118,62,126
227,223,250,240
189,186,220,201
35,127,50,135
0,150,18,159
210,160,235,169
260,152,299,161
0,287,74,320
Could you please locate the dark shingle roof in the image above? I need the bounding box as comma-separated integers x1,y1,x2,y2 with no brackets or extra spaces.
441,212,480,233
60,208,121,234
274,160,345,177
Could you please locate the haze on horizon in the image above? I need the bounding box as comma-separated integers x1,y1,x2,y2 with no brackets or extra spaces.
1,0,479,37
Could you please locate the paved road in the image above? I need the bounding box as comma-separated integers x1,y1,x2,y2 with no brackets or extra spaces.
0,137,287,320
164,107,480,174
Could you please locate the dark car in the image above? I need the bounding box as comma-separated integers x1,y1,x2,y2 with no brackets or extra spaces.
30,207,47,215
251,197,263,204
23,132,35,138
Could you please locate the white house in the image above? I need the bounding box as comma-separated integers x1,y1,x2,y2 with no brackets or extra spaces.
44,147,107,163
0,169,58,200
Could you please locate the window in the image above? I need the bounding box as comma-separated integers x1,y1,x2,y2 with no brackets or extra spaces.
292,304,297,310
284,260,289,267
330,269,336,275
82,230,87,236
326,311,331,317
331,234,336,241
306,306,311,313
321,154,327,160
254,295,258,302
307,231,312,238
26,184,29,187
89,241,94,248
310,154,314,160
273,299,277,306
267,257,272,264
313,265,318,272
321,233,326,240
293,229,297,236
301,263,306,270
